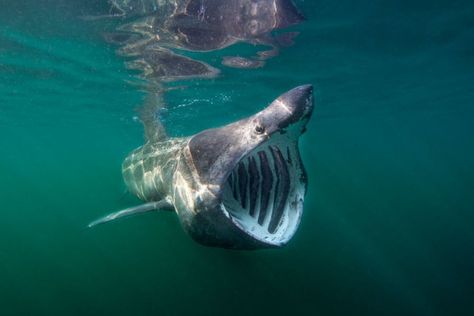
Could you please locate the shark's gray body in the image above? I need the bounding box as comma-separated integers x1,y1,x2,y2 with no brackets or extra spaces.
92,85,314,249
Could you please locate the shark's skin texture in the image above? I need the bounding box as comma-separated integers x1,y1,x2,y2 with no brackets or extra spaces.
117,85,314,249
104,0,304,79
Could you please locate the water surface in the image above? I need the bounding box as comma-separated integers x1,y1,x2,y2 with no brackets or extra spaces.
1,1,473,315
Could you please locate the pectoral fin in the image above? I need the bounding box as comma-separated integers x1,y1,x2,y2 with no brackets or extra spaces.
88,200,173,228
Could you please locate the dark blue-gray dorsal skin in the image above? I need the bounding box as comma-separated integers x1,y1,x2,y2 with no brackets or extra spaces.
105,0,305,79
115,85,314,249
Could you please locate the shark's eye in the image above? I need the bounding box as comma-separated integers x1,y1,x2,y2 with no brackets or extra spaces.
255,125,265,134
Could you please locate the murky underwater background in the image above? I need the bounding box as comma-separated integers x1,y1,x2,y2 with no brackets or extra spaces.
1,0,474,315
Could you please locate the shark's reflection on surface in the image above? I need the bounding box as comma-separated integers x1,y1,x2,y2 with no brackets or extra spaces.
104,0,305,80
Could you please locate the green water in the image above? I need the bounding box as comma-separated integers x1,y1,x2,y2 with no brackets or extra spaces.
1,1,474,315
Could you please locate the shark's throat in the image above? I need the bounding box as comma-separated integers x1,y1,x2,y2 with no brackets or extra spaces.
220,133,306,246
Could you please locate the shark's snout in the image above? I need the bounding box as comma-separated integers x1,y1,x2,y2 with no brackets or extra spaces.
276,84,313,112
257,84,313,133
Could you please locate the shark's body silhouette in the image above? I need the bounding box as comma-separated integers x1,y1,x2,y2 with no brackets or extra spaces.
90,1,314,249
91,85,313,249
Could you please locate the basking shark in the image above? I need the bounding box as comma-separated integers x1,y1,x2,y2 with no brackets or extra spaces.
90,85,314,249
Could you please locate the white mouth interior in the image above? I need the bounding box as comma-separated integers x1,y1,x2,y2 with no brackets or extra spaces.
221,135,306,246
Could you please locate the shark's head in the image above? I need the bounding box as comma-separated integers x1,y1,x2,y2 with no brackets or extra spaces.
175,85,313,249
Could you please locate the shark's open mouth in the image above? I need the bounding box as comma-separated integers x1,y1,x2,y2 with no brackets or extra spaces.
221,133,306,246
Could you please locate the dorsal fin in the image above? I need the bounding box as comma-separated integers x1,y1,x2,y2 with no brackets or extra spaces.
139,87,168,143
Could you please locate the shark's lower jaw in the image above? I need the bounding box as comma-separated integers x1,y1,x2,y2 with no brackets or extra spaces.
220,133,306,247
